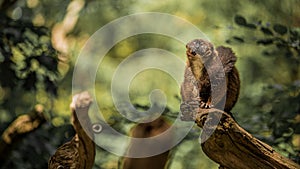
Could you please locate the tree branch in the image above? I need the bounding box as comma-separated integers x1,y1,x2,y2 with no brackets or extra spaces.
48,91,95,169
189,108,300,169
0,104,46,161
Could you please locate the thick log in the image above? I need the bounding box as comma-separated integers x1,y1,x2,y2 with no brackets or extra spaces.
190,108,300,169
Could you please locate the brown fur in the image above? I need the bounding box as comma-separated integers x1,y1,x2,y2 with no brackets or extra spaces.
184,39,240,112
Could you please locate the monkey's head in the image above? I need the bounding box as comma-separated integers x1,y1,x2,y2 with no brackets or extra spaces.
186,39,215,62
185,39,217,80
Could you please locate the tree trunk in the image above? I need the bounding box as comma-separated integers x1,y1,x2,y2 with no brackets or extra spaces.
48,91,95,169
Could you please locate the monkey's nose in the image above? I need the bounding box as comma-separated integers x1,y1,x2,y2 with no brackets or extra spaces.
191,51,196,55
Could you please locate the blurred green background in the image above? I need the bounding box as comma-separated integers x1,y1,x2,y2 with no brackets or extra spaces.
0,0,299,168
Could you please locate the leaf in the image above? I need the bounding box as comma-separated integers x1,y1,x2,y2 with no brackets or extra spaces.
245,23,257,29
233,36,244,43
257,20,262,25
225,39,231,44
260,27,273,35
234,15,247,26
257,39,274,45
273,24,288,35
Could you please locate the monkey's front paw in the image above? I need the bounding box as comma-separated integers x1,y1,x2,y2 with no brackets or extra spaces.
199,101,213,109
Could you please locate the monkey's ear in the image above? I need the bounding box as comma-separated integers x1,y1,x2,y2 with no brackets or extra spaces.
216,46,237,73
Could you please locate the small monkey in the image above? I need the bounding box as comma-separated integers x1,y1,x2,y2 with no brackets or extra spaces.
181,39,240,120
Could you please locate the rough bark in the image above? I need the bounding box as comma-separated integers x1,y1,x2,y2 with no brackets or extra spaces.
0,104,46,161
188,108,300,169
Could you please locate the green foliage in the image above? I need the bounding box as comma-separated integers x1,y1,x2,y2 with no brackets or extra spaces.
0,1,62,169
1,124,75,169
0,13,59,96
228,14,300,163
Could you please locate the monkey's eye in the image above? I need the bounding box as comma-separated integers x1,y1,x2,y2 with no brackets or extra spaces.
57,165,64,169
